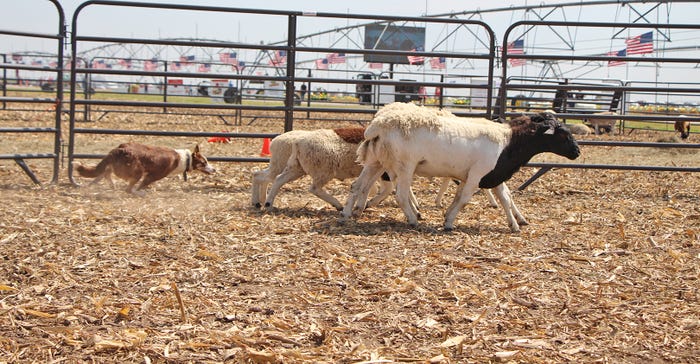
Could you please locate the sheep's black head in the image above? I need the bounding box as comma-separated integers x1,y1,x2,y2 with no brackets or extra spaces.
479,113,580,189
531,112,581,160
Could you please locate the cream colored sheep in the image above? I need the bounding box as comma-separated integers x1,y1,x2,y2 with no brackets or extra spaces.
584,111,619,135
564,123,593,135
252,128,393,211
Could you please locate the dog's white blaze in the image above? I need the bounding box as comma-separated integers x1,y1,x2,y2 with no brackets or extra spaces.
172,149,191,176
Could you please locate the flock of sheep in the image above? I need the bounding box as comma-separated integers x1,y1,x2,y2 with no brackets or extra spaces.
252,102,581,232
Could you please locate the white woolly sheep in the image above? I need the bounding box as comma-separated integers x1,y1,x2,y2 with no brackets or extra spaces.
378,107,519,216
584,111,619,135
347,105,532,231
252,127,393,211
342,102,580,232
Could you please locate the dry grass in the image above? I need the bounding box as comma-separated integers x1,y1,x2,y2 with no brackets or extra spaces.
0,106,698,363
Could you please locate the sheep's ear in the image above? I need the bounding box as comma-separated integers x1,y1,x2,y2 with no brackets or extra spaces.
530,113,545,123
536,120,556,135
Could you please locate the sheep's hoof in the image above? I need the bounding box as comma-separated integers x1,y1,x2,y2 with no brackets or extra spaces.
518,220,529,226
253,202,262,208
443,226,454,232
351,208,364,217
416,212,423,220
264,202,271,208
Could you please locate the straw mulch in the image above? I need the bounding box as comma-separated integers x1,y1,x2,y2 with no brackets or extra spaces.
0,108,698,363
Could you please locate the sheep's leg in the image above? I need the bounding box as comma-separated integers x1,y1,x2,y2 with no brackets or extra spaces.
264,165,305,209
439,179,495,209
408,185,422,220
393,169,419,226
308,176,343,210
351,163,384,214
366,179,393,208
443,175,479,231
341,162,383,219
491,183,520,233
251,169,272,208
502,183,528,226
384,172,422,220
484,188,499,208
435,177,451,208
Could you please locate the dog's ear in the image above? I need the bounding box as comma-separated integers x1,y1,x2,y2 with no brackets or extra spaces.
193,144,200,154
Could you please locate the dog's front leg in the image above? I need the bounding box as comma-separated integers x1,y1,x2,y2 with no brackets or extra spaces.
133,175,160,196
125,179,141,196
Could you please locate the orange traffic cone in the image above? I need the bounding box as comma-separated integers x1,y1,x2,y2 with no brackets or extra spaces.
260,138,271,157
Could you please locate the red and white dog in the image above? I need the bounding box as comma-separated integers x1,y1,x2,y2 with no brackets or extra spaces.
73,142,215,195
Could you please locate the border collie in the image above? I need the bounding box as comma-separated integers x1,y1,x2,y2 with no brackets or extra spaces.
73,142,215,195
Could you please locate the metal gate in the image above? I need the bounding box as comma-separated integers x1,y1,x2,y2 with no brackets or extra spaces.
0,0,65,184
500,20,700,188
66,1,496,184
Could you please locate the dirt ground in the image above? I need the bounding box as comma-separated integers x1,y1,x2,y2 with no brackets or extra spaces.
0,107,698,363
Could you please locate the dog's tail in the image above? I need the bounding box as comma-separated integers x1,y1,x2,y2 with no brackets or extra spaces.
73,156,111,178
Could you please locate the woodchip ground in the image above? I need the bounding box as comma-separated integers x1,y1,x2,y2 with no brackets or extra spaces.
0,107,698,363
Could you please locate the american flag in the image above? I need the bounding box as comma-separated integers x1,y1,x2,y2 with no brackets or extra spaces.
198,63,211,73
219,52,238,65
607,49,626,67
429,56,446,70
92,60,109,69
143,58,158,71
169,61,181,71
625,31,653,55
507,39,526,67
233,61,246,72
179,55,195,64
315,58,329,70
11,54,22,62
326,52,345,64
369,62,383,69
118,58,132,69
31,59,43,66
270,50,287,66
407,47,425,65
